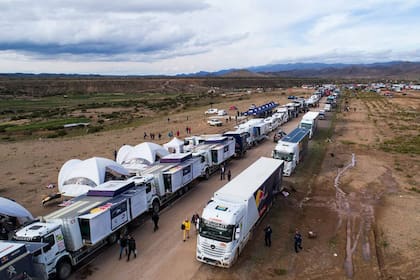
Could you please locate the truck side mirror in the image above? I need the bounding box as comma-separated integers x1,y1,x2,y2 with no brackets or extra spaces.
235,228,241,240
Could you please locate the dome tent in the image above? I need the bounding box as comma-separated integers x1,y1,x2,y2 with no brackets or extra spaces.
117,142,169,166
163,137,185,153
0,197,33,225
58,157,129,197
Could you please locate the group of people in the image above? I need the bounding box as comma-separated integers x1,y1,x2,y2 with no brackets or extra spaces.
185,126,192,135
143,132,162,140
263,225,303,253
118,234,137,261
118,208,304,261
181,212,200,242
220,165,232,181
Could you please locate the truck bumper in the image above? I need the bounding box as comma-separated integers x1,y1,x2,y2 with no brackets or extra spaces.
196,255,231,268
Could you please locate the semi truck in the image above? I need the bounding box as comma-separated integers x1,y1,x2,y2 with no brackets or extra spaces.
13,180,149,279
0,241,48,280
184,136,235,178
235,119,269,146
299,111,320,139
137,152,203,212
272,127,309,176
222,131,249,158
196,157,284,268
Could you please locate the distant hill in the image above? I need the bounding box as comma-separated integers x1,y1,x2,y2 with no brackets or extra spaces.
179,61,420,80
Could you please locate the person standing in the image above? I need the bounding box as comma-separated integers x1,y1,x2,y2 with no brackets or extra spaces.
127,235,137,261
294,229,303,253
227,169,232,181
118,234,127,260
114,149,117,161
152,211,159,232
220,165,225,180
182,218,191,241
191,213,200,233
264,225,272,247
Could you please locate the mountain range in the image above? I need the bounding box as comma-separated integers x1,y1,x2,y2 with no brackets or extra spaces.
178,61,420,80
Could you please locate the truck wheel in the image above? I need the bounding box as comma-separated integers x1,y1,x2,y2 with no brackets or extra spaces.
152,200,160,213
204,169,210,180
107,232,118,244
232,249,239,265
56,259,72,280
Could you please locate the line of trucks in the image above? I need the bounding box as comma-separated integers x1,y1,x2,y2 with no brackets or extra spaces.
1,94,334,278
1,132,268,279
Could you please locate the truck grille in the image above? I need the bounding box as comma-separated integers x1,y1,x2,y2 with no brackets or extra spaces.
201,241,225,258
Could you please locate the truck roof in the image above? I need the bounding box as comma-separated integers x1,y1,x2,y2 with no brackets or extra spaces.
214,157,283,202
44,181,142,220
0,242,27,263
302,111,320,120
281,128,309,143
160,152,192,163
141,163,176,175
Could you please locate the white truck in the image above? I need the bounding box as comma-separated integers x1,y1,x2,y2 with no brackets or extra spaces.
235,119,269,146
299,111,320,139
187,136,235,179
196,157,284,268
0,241,48,280
137,153,203,213
272,127,310,176
13,180,149,279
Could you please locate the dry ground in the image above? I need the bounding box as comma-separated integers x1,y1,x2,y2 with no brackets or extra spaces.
1,88,419,279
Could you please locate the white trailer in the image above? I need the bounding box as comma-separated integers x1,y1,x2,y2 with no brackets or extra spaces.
236,119,269,146
196,157,284,268
299,111,319,139
13,180,148,279
139,153,203,213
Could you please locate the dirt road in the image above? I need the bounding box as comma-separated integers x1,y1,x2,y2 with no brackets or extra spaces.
70,112,303,280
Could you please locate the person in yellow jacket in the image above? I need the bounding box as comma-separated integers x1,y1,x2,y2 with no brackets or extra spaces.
182,218,191,242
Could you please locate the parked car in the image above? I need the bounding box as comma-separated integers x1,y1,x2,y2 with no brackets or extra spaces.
288,95,297,99
217,109,227,116
207,119,223,126
273,129,287,142
205,108,218,115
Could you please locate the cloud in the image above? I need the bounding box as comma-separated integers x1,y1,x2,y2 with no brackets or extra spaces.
0,0,419,74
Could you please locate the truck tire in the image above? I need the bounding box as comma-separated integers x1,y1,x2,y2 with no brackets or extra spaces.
152,200,160,213
232,248,240,266
107,232,118,244
56,259,72,280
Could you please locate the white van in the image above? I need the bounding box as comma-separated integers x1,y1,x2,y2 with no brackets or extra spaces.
217,109,227,116
324,104,331,112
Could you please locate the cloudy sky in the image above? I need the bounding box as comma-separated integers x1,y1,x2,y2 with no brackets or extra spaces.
1,0,419,75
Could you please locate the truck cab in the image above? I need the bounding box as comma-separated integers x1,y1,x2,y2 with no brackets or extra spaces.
197,200,244,268
14,222,71,279
272,142,296,176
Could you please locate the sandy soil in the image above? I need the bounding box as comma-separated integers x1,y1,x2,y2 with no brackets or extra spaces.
1,89,419,279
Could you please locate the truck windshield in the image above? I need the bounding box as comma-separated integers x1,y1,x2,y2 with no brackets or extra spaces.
199,218,234,243
273,151,293,161
300,123,312,130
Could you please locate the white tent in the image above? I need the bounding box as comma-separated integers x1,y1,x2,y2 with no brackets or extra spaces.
163,137,185,153
0,197,33,224
58,157,129,197
117,142,169,166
